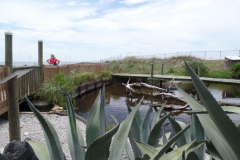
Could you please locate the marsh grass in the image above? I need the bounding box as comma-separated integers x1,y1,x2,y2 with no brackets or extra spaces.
109,56,232,78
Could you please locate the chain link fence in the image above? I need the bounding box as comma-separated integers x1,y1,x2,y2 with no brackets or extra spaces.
101,50,240,63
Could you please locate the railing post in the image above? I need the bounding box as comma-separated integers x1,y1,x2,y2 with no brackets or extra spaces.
5,32,13,73
6,67,21,141
38,40,43,84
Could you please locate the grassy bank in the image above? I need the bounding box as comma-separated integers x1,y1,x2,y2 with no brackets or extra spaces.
107,56,232,78
36,71,112,108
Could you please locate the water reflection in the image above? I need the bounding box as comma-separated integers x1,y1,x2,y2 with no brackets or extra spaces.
75,82,240,127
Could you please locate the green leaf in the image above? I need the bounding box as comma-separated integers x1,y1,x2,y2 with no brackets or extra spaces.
159,140,195,160
126,103,142,158
159,132,171,146
25,96,65,160
124,141,135,160
99,85,106,136
206,141,223,160
134,139,158,158
85,124,120,160
66,92,84,160
185,106,240,114
186,152,200,160
191,114,205,160
109,97,143,160
176,121,191,144
26,140,51,160
177,87,236,160
67,121,85,160
142,103,152,143
135,154,151,160
185,141,206,158
161,123,171,145
86,90,101,147
185,61,240,159
148,114,169,146
236,123,240,131
107,111,119,125
0,153,8,160
163,110,187,148
151,103,165,130
152,124,190,160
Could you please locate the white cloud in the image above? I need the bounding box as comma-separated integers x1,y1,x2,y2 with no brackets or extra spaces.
0,0,240,62
120,0,149,5
66,1,76,6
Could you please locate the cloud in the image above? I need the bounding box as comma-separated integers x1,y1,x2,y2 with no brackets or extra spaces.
120,0,149,5
66,1,76,6
0,0,240,62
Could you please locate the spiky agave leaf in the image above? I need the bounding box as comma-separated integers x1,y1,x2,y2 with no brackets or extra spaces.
86,90,101,147
25,96,65,160
142,103,153,143
25,140,51,160
66,91,84,160
177,87,235,160
85,124,120,160
185,61,240,159
148,114,169,146
126,103,142,158
109,97,144,160
191,114,205,160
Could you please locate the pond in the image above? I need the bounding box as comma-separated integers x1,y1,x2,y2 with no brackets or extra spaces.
75,81,240,130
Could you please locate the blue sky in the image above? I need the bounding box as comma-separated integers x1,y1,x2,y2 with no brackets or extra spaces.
0,0,240,62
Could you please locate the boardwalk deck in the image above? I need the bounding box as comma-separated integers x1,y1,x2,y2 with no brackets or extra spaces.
113,74,240,84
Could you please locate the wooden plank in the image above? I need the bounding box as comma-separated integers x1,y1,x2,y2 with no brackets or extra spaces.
0,72,3,101
0,105,8,115
0,99,8,109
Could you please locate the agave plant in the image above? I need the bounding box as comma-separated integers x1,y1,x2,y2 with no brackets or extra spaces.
177,61,240,160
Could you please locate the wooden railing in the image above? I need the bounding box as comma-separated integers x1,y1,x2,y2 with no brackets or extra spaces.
0,63,109,115
43,62,109,82
0,67,9,115
13,66,41,99
0,66,41,115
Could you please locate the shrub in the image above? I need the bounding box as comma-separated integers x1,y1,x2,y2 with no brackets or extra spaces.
186,61,208,76
231,62,240,78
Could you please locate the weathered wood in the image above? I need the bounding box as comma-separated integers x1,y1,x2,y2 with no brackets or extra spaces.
38,40,43,84
7,76,21,141
5,32,13,73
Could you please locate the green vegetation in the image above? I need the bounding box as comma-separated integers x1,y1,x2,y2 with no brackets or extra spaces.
36,71,112,108
231,62,240,78
108,56,236,79
1,62,240,160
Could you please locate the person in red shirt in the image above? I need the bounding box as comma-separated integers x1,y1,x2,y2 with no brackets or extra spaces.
47,54,60,66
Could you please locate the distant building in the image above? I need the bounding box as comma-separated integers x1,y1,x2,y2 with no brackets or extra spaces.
224,56,240,68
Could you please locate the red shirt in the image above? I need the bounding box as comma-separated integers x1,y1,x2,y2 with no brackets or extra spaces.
50,58,57,64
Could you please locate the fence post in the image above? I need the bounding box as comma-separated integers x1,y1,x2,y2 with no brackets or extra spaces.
151,63,153,78
204,51,206,60
6,67,21,141
160,64,164,88
220,51,221,60
5,32,13,73
38,40,43,84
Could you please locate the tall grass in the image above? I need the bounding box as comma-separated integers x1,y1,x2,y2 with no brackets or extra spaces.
36,71,112,108
108,56,232,78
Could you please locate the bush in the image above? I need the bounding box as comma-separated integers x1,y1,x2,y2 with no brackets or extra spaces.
206,70,232,79
231,62,240,78
186,61,208,76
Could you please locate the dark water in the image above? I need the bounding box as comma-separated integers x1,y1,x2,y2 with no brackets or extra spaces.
75,82,240,128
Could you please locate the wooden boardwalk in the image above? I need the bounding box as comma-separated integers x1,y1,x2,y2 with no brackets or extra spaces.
113,74,240,84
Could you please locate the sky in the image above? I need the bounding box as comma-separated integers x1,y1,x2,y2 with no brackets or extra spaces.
0,0,240,62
